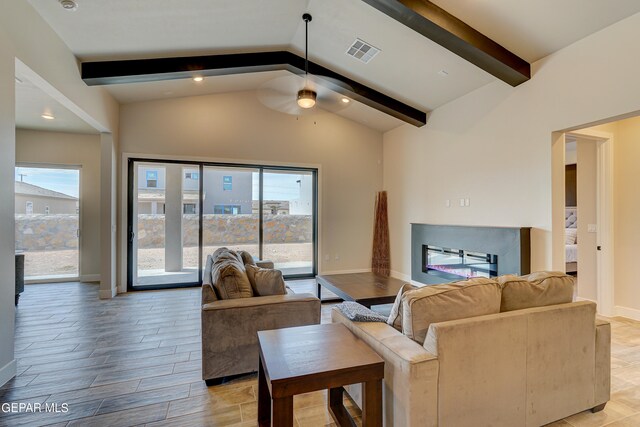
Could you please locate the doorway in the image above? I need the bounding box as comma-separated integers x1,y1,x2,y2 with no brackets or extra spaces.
553,129,614,316
127,159,318,290
15,165,80,281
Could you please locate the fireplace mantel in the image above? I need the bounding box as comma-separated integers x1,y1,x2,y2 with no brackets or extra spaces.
411,224,531,285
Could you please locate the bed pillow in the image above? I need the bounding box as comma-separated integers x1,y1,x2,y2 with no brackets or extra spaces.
565,228,577,244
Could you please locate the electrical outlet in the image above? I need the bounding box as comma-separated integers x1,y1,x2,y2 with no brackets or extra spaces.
335,254,340,261
324,254,330,262
588,224,597,233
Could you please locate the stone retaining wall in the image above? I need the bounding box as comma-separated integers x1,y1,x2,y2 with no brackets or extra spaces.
16,214,79,251
15,214,313,251
138,214,312,248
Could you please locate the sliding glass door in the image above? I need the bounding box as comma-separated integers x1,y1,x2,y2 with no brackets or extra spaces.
262,170,314,276
128,159,317,290
129,161,201,289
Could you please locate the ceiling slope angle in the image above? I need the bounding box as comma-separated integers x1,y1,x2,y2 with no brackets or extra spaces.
47,0,633,129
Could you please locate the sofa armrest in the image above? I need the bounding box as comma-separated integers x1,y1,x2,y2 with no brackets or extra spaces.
201,293,320,381
255,260,274,269
595,318,611,405
332,308,439,427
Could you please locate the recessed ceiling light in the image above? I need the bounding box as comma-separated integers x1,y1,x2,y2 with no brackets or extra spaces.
438,70,449,77
15,77,23,84
341,98,350,104
193,76,204,82
59,0,78,11
41,114,55,120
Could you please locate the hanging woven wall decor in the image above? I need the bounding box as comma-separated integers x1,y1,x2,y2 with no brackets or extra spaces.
372,191,390,276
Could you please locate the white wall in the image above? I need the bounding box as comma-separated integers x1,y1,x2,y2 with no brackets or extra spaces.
119,91,383,289
16,129,101,281
383,11,640,290
0,2,119,386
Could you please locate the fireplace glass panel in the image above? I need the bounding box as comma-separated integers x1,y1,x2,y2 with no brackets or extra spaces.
423,245,498,279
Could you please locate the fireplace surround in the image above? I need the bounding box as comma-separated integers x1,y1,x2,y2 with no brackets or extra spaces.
412,224,530,285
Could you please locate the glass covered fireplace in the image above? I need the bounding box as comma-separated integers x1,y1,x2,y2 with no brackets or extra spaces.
423,245,498,280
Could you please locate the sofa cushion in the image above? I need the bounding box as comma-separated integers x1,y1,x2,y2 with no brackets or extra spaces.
497,271,575,312
210,249,254,299
402,277,502,344
387,283,420,331
245,264,286,296
237,250,256,266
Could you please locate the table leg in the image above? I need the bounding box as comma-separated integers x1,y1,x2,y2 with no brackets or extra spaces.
272,396,294,427
257,358,271,427
362,379,383,427
328,387,357,427
317,280,322,299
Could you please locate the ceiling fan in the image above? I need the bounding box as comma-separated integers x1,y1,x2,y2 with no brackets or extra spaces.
257,13,352,115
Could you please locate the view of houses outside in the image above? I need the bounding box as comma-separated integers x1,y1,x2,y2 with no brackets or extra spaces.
14,167,80,279
134,164,314,286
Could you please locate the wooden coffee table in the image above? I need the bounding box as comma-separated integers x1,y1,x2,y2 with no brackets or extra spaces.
316,272,406,308
257,323,384,427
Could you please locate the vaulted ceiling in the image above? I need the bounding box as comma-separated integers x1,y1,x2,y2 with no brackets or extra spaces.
27,0,640,132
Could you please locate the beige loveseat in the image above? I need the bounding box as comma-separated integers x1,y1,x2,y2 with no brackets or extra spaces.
332,272,610,427
201,248,320,384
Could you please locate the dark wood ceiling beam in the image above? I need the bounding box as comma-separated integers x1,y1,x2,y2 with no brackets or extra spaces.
81,51,427,127
360,0,531,86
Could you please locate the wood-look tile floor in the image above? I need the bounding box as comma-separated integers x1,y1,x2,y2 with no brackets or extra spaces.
1,281,640,427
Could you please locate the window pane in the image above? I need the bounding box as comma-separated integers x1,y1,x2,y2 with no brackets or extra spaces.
202,167,259,270
15,166,79,280
262,170,314,276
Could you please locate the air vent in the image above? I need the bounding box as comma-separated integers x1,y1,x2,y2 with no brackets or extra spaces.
346,39,380,63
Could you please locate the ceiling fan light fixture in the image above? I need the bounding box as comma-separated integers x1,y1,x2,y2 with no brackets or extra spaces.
297,89,317,109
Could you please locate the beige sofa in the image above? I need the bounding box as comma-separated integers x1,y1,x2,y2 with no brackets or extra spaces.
201,248,320,384
332,273,610,427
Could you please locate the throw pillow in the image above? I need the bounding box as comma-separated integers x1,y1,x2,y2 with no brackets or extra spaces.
210,250,254,299
335,302,388,322
245,264,287,296
387,283,420,331
497,271,575,312
565,228,577,245
237,250,256,266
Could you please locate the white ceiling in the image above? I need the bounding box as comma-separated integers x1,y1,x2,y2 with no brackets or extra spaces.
15,72,98,134
28,0,640,132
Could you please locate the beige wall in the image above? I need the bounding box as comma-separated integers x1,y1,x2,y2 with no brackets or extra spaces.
119,91,383,289
575,139,597,301
0,2,119,386
382,6,640,311
615,116,640,313
16,129,101,280
0,28,17,387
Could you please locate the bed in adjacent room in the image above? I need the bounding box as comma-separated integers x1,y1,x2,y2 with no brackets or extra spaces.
565,207,577,274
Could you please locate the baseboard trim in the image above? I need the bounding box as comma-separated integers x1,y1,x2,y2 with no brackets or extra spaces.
319,268,371,275
0,359,16,388
390,270,425,286
614,305,640,321
80,274,100,283
99,288,117,299
575,296,597,303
